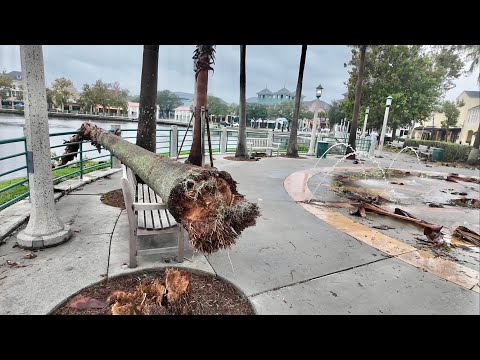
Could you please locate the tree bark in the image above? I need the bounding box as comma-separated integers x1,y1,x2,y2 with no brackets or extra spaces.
347,45,367,160
61,123,260,253
391,123,397,141
136,45,159,154
235,45,248,158
188,46,215,166
287,45,307,158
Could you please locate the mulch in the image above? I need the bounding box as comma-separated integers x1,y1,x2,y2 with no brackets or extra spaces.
51,269,254,315
100,189,126,209
224,156,259,162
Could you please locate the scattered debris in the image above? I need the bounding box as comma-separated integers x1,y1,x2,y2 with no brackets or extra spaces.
428,203,444,208
23,252,37,259
424,227,445,244
67,294,107,310
453,226,480,247
448,198,480,208
372,225,395,230
350,203,443,234
350,206,366,218
446,174,480,184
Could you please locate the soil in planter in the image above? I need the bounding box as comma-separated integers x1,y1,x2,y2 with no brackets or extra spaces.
100,189,125,209
52,269,254,315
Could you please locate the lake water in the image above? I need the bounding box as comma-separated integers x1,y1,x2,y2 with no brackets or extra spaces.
0,113,216,181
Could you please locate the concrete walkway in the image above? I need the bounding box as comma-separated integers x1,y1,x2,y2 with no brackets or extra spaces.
0,152,478,314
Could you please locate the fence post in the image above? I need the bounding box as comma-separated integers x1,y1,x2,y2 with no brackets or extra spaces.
110,125,121,168
221,127,228,153
171,126,178,158
79,141,84,179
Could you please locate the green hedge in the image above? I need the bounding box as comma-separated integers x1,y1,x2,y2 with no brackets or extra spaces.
404,139,471,162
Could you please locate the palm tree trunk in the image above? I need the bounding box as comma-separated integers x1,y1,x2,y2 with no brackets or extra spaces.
188,45,215,166
235,45,248,158
347,45,367,160
287,45,307,158
136,45,159,154
59,122,260,253
391,123,397,141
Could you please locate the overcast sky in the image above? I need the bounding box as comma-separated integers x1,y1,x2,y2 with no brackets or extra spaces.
1,45,478,105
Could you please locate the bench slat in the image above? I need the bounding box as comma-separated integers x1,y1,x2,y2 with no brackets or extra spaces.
135,183,176,230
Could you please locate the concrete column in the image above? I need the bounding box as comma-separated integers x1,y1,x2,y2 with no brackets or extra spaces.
221,127,228,153
369,136,377,158
170,125,178,158
110,125,121,168
17,45,71,249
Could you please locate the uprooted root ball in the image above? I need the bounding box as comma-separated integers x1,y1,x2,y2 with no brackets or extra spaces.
169,170,261,254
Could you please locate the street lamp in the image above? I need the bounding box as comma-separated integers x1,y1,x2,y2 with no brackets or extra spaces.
307,84,323,156
361,106,370,137
377,95,393,155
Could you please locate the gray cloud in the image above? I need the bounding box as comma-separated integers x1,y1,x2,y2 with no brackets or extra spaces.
1,45,477,105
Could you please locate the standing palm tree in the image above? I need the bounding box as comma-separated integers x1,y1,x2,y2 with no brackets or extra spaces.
187,45,216,166
235,45,248,158
287,45,307,158
136,45,159,154
346,45,367,160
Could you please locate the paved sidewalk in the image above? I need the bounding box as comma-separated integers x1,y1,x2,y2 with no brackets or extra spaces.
0,152,478,314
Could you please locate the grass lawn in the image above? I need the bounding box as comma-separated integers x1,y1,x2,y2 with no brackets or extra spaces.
0,161,110,208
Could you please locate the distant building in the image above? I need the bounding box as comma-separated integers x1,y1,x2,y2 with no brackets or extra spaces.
457,91,480,145
174,106,192,123
126,102,160,120
2,71,23,101
255,87,305,105
128,102,140,119
411,90,480,144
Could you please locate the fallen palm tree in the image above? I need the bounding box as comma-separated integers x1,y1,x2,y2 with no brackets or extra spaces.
350,202,444,243
59,122,260,253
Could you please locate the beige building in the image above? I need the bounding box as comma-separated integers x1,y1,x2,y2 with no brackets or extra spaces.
460,105,479,145
411,90,479,144
457,91,480,145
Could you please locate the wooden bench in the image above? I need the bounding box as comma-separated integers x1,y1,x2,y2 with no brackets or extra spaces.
246,137,281,157
389,140,404,149
121,165,184,268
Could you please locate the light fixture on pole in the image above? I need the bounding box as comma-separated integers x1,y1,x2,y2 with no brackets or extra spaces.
307,84,323,156
361,106,370,137
377,96,393,155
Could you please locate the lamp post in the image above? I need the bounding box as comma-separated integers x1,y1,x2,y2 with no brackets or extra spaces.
307,84,323,156
377,95,393,155
361,106,370,137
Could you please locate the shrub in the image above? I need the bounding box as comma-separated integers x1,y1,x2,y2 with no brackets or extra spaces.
404,139,471,162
